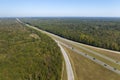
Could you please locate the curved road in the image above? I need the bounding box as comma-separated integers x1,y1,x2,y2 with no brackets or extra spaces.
17,18,74,80
56,40,74,80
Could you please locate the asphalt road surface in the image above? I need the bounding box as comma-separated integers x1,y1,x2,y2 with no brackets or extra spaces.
56,40,74,80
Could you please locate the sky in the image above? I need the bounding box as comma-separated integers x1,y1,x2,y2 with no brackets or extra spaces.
0,0,120,17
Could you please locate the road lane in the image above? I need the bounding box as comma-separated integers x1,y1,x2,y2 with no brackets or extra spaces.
60,42,120,75
56,41,74,80
72,43,120,65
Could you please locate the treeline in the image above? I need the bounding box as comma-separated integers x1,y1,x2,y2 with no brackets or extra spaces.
0,19,63,80
21,17,120,51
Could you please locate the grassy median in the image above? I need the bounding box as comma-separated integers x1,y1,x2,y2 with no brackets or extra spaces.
63,46,120,80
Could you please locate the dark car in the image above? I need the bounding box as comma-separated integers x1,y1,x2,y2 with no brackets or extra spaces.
104,64,107,66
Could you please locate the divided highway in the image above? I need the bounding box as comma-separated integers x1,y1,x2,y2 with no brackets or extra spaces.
75,44,120,65
17,18,120,80
59,41,120,75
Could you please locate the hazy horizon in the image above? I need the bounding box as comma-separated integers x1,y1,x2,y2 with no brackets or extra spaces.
0,0,120,17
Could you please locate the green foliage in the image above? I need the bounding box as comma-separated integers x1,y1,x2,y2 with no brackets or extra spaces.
21,18,120,51
0,19,62,80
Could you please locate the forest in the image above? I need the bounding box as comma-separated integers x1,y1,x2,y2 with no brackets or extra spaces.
0,18,62,80
21,17,120,51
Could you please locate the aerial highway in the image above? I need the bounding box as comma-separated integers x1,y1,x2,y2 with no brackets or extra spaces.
59,41,120,75
17,18,120,80
70,42,120,65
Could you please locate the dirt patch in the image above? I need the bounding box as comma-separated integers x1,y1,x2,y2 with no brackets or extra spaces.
29,33,41,40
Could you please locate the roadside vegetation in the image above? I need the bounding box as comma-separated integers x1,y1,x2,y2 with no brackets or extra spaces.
0,19,63,80
21,17,120,51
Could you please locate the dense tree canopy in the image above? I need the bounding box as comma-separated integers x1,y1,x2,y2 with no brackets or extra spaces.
0,19,62,80
21,17,120,51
